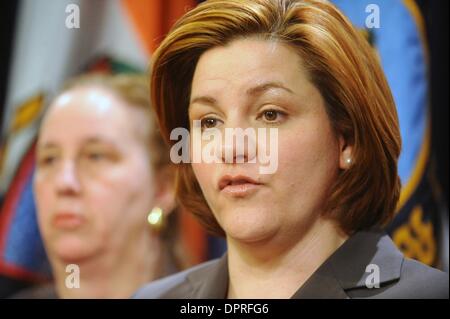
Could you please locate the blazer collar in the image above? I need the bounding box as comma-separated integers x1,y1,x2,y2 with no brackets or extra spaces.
328,230,403,289
186,253,229,298
186,231,403,299
292,231,404,298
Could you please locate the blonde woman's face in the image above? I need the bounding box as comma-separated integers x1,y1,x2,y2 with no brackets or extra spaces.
189,38,343,244
34,86,155,263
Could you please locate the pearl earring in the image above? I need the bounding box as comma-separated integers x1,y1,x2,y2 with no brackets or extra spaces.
345,157,352,166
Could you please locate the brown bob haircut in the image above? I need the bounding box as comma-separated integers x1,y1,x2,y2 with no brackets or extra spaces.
150,0,402,236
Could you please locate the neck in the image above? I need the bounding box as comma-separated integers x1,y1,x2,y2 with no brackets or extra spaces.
51,231,162,299
226,217,348,299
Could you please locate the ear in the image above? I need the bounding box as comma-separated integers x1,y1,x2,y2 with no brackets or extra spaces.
338,135,354,170
153,166,177,217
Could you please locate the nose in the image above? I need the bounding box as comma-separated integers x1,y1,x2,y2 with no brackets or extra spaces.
219,121,258,164
55,160,81,196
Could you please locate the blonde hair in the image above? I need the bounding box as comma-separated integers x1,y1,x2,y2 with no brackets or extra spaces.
150,0,401,236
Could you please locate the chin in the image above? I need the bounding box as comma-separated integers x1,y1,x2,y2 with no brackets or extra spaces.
220,207,278,243
50,234,98,264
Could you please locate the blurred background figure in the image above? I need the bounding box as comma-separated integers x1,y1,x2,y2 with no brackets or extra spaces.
17,73,184,298
0,0,448,297
0,0,212,298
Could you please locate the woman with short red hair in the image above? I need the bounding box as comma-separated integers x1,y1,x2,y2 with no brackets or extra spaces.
135,0,448,298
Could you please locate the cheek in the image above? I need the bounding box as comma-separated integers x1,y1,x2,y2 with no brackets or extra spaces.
191,162,215,192
33,177,54,230
276,122,340,194
191,162,220,212
85,163,155,229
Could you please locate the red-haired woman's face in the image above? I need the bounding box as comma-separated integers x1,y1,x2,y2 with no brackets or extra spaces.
189,38,348,244
34,86,155,263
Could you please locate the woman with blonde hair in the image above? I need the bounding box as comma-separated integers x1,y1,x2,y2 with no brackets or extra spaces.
18,74,183,298
134,0,448,299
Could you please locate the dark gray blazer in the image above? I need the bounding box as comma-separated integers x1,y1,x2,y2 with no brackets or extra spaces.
134,231,449,299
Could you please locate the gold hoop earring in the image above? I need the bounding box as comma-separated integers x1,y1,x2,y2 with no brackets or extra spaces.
147,207,165,232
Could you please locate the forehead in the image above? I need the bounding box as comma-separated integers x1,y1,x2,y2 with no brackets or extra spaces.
39,86,147,144
191,38,306,93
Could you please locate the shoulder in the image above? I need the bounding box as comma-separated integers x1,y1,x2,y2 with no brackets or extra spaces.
350,257,449,299
393,258,449,298
9,283,58,299
332,231,448,299
133,258,221,299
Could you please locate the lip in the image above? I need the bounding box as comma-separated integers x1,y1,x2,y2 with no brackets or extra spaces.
52,212,85,230
218,174,263,198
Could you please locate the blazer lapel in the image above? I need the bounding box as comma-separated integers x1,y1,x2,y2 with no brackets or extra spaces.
186,254,229,298
291,261,349,299
292,231,403,298
329,231,403,290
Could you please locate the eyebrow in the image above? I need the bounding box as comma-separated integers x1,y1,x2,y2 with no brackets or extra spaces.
83,137,116,145
246,81,294,96
37,142,59,150
37,137,119,150
190,95,217,107
190,81,294,107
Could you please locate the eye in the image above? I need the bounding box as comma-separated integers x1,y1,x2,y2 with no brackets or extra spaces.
263,110,278,121
200,117,221,130
37,155,57,167
82,149,109,163
82,144,120,164
258,109,287,124
86,152,106,161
